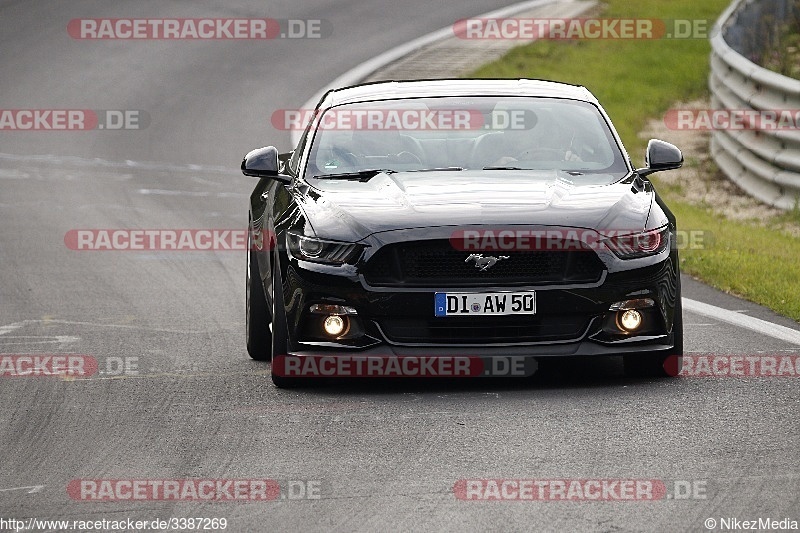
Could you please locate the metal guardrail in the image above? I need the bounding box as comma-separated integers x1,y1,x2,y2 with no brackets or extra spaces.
709,0,800,209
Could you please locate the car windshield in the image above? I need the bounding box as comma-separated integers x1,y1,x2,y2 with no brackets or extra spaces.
304,96,629,180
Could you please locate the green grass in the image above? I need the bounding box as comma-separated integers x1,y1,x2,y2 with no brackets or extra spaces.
674,202,800,320
469,0,800,321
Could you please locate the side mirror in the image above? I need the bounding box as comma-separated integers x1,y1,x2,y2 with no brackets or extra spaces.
637,139,683,177
241,146,291,184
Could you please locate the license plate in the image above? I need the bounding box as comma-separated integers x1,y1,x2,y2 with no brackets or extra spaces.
434,291,536,317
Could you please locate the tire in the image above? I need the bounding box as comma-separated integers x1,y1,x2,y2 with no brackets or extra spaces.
246,244,272,361
624,295,683,378
270,265,307,388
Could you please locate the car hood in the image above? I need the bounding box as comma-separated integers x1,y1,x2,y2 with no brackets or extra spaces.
298,170,653,242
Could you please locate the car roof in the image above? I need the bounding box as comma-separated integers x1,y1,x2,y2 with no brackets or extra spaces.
317,79,598,108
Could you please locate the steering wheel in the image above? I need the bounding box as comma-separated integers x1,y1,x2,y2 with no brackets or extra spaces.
392,151,423,164
329,147,360,169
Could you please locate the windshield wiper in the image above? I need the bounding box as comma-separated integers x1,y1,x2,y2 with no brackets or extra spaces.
405,167,465,172
313,168,397,180
483,166,587,176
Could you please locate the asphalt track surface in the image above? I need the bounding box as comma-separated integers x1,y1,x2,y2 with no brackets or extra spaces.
1,1,799,532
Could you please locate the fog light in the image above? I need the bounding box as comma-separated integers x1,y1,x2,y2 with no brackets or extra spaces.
618,309,643,332
323,315,346,336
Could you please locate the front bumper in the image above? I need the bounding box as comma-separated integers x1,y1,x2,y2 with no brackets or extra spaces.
277,254,680,359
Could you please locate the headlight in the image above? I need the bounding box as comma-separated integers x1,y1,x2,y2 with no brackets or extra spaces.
286,232,363,265
602,226,669,259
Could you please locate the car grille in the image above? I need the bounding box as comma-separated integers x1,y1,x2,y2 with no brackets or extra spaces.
361,239,605,287
376,315,590,344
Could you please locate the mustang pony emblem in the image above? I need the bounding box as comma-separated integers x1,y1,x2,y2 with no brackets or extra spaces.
465,253,509,271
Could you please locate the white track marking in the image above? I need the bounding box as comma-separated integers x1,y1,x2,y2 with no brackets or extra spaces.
683,298,800,346
0,151,231,175
0,336,79,346
137,188,247,198
0,485,45,494
0,322,28,336
0,319,203,339
0,320,80,346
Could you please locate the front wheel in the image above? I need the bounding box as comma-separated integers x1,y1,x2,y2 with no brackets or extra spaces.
246,245,272,361
270,266,308,388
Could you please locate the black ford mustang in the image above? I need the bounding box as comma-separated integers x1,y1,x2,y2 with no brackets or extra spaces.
242,79,684,387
